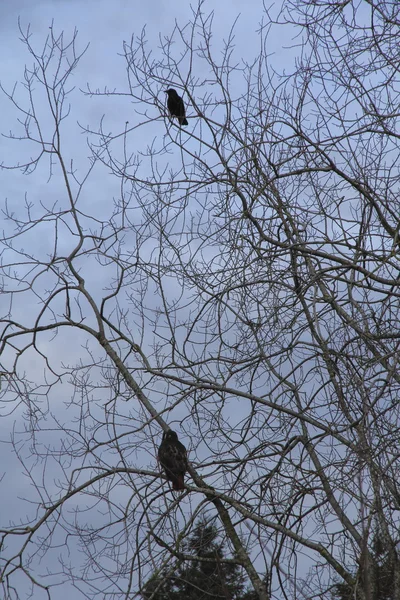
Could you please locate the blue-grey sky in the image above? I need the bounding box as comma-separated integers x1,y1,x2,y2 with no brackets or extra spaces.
0,1,336,598
0,2,281,598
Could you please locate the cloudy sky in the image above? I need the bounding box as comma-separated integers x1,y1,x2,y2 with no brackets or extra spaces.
0,1,297,598
0,0,256,591
1,1,396,599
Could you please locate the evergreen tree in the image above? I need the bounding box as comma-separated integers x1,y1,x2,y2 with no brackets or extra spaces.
142,517,259,600
331,525,398,600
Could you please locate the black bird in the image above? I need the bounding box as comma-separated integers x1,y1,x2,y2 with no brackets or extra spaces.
158,429,188,490
165,88,188,126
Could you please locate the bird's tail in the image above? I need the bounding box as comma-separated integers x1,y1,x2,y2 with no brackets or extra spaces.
180,117,188,126
172,475,185,490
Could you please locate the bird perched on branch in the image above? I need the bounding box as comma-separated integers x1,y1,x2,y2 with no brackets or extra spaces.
165,88,188,126
158,429,188,491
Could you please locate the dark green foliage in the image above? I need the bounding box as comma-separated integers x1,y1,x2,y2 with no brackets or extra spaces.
331,527,398,600
331,581,354,600
142,518,258,600
332,559,397,600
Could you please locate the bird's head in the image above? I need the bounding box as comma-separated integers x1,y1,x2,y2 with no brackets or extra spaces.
165,88,177,97
163,429,178,441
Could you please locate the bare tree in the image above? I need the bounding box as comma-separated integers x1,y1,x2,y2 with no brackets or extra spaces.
1,1,400,599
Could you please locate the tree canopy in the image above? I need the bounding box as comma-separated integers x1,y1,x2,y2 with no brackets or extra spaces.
1,1,400,599
143,517,259,600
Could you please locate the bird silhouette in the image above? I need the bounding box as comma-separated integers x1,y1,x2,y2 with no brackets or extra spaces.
158,429,188,490
165,88,188,126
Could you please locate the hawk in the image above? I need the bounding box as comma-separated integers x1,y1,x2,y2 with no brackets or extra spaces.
165,88,188,126
158,429,188,491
